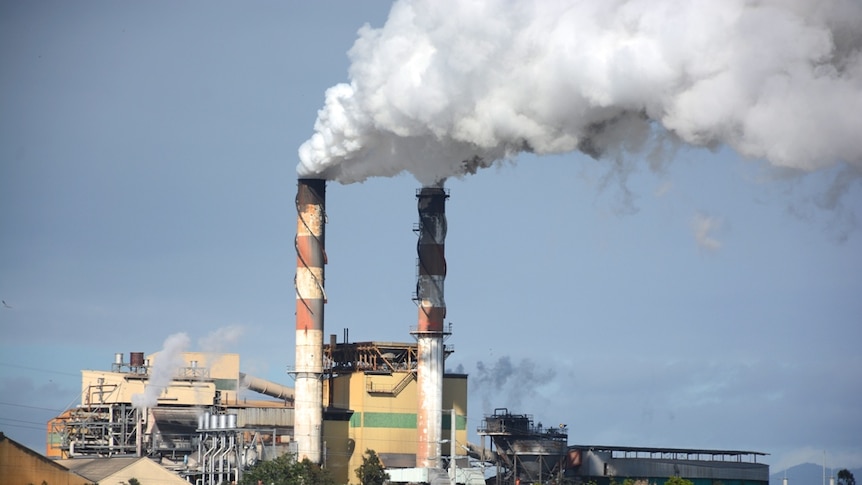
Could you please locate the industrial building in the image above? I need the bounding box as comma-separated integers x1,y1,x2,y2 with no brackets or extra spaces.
44,342,469,485
36,180,770,485
322,337,469,484
477,408,570,484
1,432,91,485
47,350,297,484
566,445,769,485
474,409,769,485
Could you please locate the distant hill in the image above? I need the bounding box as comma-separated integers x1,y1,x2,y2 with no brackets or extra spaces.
770,463,861,485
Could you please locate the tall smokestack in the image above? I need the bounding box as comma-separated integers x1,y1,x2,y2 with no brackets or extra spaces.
295,178,326,463
412,186,449,469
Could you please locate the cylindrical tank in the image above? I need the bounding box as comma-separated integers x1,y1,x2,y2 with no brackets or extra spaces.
210,414,219,430
114,353,124,365
218,414,228,430
130,352,145,367
227,414,237,429
199,413,208,430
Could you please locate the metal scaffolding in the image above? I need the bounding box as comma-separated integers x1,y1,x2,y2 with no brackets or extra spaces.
478,408,569,485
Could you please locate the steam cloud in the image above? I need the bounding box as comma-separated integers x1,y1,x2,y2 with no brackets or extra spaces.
693,213,723,251
131,332,190,409
298,0,862,186
198,324,244,354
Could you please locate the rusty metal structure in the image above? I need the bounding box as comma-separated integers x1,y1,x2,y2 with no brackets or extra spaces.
325,339,422,374
411,186,450,469
294,178,327,463
478,408,569,485
567,445,769,485
50,403,140,457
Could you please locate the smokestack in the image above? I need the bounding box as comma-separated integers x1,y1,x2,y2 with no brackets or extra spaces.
412,186,449,469
295,178,326,464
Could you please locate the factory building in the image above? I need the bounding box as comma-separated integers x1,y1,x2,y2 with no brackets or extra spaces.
1,432,91,485
321,338,469,485
47,351,297,484
34,183,769,485
475,409,770,485
567,445,769,485
477,408,570,484
44,343,469,485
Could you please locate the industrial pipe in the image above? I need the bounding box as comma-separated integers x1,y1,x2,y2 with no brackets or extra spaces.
240,373,295,402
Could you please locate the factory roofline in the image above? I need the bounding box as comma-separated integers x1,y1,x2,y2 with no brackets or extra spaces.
323,339,455,374
571,444,768,461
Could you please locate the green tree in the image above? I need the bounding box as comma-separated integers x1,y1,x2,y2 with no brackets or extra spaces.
129,479,141,485
355,449,389,485
838,469,856,485
666,476,695,485
238,453,335,485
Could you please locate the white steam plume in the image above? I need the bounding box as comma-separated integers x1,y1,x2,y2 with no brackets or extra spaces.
132,332,190,409
198,325,244,354
693,212,723,251
298,0,862,186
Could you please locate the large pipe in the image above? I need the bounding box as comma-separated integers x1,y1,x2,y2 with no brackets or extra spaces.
240,373,295,402
413,186,448,469
295,178,326,464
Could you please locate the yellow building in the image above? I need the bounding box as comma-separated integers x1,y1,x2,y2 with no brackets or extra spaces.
80,351,241,408
322,341,468,485
0,432,91,485
46,349,297,474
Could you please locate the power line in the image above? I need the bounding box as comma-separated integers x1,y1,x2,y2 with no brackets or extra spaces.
0,417,47,426
0,422,45,431
0,361,79,377
0,401,63,413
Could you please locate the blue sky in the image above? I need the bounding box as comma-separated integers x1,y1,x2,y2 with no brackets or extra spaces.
1,1,861,474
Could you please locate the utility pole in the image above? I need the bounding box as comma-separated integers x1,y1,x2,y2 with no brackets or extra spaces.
450,408,457,485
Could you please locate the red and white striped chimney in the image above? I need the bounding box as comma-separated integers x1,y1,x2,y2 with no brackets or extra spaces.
295,178,326,463
412,186,449,469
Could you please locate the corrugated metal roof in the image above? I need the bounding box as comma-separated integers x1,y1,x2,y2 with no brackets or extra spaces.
237,406,295,427
58,457,139,481
571,444,768,458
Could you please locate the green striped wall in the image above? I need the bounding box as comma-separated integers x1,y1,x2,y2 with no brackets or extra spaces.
349,412,467,430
